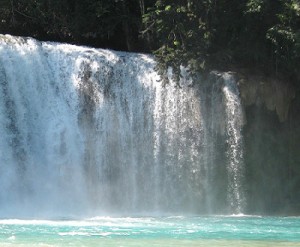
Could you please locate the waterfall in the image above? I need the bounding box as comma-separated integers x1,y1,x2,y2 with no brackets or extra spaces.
0,35,245,218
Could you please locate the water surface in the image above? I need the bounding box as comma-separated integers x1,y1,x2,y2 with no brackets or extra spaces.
0,216,299,246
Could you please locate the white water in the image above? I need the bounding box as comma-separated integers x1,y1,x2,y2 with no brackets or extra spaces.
0,35,245,218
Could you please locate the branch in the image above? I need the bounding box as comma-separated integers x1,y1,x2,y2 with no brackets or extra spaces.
15,9,35,19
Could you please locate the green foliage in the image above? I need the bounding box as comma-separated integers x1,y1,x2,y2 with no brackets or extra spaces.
0,0,148,51
143,0,300,84
266,0,300,77
143,0,215,81
246,0,264,13
0,0,299,84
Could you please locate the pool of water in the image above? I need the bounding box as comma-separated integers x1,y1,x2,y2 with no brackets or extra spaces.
0,216,299,246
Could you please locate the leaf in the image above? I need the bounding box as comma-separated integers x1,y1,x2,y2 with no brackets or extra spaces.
165,5,171,11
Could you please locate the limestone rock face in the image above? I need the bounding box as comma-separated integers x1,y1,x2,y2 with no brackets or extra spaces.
238,75,295,122
238,73,300,215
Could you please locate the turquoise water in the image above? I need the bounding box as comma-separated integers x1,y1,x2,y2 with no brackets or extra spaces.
0,216,299,246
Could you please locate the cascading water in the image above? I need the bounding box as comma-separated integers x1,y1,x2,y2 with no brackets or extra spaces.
222,73,245,214
0,35,245,218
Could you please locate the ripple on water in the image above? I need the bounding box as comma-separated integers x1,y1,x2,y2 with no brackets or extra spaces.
0,216,299,246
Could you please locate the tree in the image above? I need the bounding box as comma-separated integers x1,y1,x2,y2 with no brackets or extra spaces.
266,0,300,78
1,0,299,84
143,0,216,81
0,0,151,51
143,0,300,84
